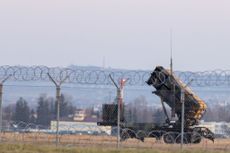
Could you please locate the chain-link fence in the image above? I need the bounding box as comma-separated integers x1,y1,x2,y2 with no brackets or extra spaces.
0,66,230,151
0,121,230,151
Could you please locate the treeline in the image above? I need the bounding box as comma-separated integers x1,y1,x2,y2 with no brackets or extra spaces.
125,96,165,124
3,94,76,126
126,96,230,123
203,103,230,122
3,95,229,128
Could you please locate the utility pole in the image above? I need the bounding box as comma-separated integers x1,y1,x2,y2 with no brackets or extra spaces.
109,75,128,149
0,75,12,141
47,73,69,146
181,79,193,149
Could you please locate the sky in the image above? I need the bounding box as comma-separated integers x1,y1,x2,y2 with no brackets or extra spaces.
0,0,230,71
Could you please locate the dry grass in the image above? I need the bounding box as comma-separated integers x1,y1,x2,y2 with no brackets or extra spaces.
0,143,229,153
0,132,230,152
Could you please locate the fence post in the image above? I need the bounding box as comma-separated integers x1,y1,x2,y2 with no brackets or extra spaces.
0,83,3,142
109,75,128,149
180,88,185,149
47,73,68,146
56,85,61,146
0,75,12,142
180,79,193,150
117,88,121,149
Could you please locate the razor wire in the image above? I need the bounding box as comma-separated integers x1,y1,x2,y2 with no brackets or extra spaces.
1,66,230,86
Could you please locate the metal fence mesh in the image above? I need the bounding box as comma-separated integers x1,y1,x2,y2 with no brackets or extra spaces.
0,66,230,151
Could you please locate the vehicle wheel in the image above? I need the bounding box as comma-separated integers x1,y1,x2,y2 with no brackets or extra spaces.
163,133,175,144
191,133,202,144
175,134,189,144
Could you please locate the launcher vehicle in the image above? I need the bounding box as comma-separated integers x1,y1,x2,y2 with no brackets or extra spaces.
97,66,214,144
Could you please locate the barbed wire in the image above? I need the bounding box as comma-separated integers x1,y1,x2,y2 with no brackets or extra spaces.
1,65,230,87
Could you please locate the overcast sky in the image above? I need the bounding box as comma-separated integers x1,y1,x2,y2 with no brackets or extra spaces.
0,0,230,71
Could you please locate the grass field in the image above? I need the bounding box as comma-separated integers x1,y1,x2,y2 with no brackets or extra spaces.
1,133,230,152
0,132,229,149
0,143,229,153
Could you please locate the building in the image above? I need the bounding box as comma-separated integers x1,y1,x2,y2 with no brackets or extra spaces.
73,109,86,121
199,121,230,137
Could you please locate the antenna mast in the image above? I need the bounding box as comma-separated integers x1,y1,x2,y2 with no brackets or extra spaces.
170,29,176,118
170,29,173,75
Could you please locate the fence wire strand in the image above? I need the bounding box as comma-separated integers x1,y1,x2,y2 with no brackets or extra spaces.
1,66,230,86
